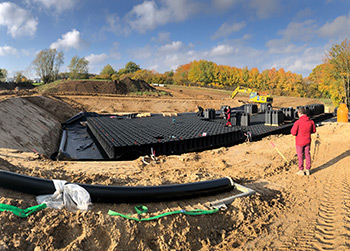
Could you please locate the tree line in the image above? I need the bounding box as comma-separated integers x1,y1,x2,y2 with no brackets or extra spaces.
1,38,349,106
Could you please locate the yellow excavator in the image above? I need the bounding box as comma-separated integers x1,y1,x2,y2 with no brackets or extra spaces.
230,86,273,104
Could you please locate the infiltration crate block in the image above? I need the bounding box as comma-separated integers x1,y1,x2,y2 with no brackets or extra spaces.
272,110,284,126
281,107,295,121
204,109,216,119
241,113,250,126
265,110,272,125
231,112,242,126
260,103,271,113
244,104,258,114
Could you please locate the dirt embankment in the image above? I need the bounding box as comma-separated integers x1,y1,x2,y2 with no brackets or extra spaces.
42,77,161,96
0,96,77,156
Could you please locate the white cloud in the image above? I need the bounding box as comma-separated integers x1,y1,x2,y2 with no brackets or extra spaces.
266,39,306,54
268,46,326,77
32,0,80,13
85,53,109,65
159,41,183,53
295,8,313,20
104,14,123,35
50,29,87,51
266,20,317,55
212,0,240,10
287,59,315,73
318,14,350,39
0,45,18,56
248,0,282,19
129,45,153,60
140,37,264,73
211,21,246,40
210,44,235,56
151,32,171,44
109,42,122,60
212,0,281,19
279,20,317,42
125,0,200,33
0,2,38,38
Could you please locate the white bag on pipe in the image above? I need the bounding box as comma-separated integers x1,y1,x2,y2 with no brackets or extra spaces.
36,179,92,212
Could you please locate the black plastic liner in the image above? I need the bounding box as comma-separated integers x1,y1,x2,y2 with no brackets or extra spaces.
0,170,234,203
57,112,106,160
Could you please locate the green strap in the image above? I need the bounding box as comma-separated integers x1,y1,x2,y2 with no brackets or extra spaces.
108,205,219,221
0,203,47,218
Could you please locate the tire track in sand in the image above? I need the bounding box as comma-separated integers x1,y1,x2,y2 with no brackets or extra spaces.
311,173,340,250
279,162,350,250
308,166,350,250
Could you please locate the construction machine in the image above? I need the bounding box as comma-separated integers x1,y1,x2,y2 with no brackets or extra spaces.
230,86,273,104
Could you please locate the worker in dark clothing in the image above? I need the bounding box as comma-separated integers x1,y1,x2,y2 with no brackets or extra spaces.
224,106,232,127
291,107,316,176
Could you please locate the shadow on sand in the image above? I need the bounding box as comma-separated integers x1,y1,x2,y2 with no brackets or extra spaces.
312,149,350,174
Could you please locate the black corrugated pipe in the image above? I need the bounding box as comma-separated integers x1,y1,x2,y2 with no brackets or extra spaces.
0,170,234,203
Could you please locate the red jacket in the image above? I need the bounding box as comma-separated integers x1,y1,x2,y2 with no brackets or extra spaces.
291,115,316,146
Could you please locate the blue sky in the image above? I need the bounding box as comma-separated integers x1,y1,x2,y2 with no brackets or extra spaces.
1,0,350,79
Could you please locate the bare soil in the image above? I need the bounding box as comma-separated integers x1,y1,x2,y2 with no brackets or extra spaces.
42,78,160,95
1,85,349,251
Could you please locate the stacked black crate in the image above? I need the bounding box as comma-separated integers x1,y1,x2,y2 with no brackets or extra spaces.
265,110,273,125
241,113,250,126
271,110,284,126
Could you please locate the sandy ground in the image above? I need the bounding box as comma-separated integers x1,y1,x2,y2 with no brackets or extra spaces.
1,86,349,250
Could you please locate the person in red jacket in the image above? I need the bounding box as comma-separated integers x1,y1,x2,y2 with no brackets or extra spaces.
291,107,316,175
224,106,232,127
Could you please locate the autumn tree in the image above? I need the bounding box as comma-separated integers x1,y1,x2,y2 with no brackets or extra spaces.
308,63,343,105
325,38,350,106
187,60,215,85
68,56,89,79
174,62,192,85
32,49,64,84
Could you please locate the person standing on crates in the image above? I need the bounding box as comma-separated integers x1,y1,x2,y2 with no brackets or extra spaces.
224,106,232,127
291,107,316,176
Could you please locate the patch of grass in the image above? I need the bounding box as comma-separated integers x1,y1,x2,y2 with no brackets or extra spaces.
35,80,62,93
166,84,232,94
316,98,333,107
129,90,169,96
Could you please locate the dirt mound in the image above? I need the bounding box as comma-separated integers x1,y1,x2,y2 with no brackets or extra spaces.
0,96,78,155
50,78,157,95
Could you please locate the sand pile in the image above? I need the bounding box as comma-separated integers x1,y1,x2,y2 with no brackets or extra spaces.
48,78,158,95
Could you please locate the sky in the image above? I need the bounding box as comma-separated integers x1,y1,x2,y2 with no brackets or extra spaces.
1,0,350,79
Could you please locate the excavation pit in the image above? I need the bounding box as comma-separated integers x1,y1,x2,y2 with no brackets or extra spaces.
57,104,332,161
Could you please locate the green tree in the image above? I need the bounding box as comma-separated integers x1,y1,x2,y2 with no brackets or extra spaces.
68,55,89,79
125,61,140,73
14,71,26,83
100,64,116,79
0,68,7,82
32,48,64,84
326,38,350,106
118,61,141,76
